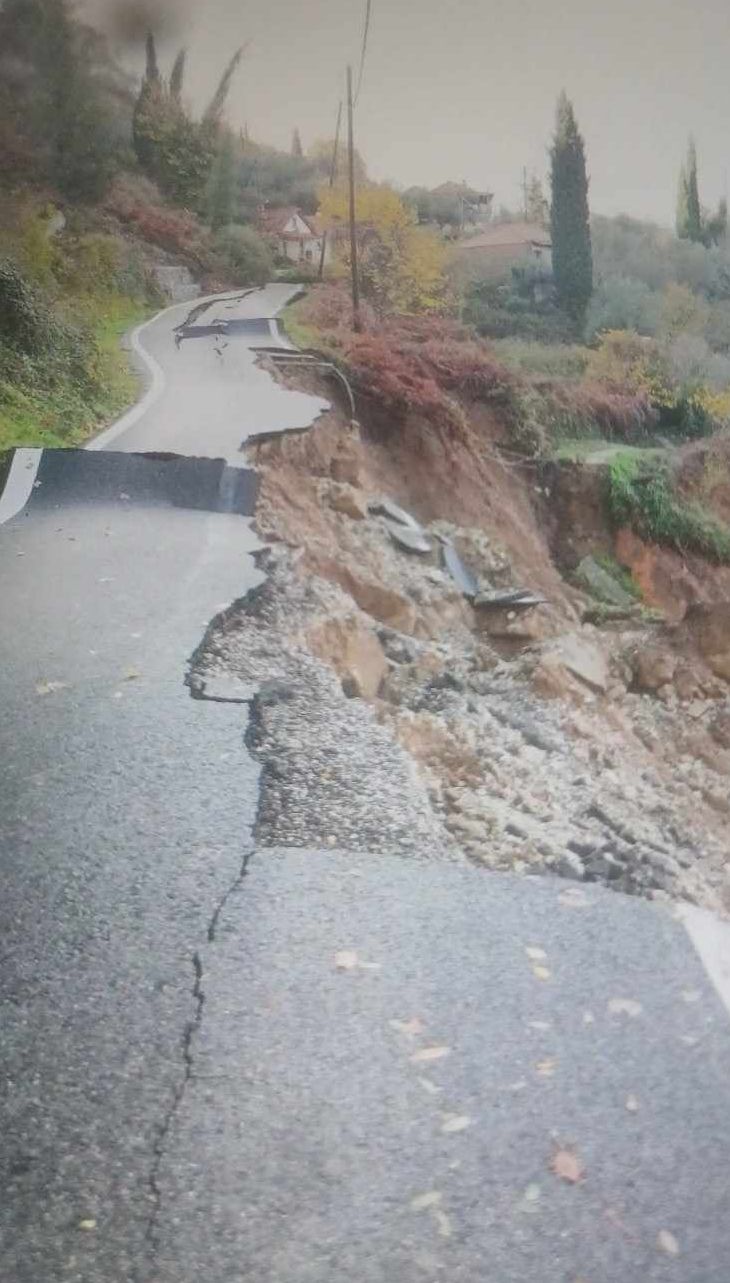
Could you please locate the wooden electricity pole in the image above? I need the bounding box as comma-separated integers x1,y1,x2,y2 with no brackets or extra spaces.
346,65,362,332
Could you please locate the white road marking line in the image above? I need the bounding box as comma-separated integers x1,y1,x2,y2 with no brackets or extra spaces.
678,904,730,1017
0,448,42,527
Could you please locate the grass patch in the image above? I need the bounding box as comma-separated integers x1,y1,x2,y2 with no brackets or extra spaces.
606,451,730,563
279,298,329,353
491,338,589,381
0,295,150,451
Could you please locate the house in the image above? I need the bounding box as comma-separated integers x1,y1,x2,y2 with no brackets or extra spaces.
257,206,330,266
450,220,552,284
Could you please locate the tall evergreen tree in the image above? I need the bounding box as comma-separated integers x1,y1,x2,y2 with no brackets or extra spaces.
204,46,245,127
550,91,593,322
206,129,237,230
170,47,187,101
291,128,303,158
686,138,702,241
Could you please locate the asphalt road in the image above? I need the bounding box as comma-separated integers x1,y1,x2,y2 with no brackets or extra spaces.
2,286,730,1282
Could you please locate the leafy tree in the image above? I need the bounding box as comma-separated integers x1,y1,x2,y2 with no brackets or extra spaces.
677,138,703,242
319,183,446,312
291,128,303,158
212,225,273,286
705,197,728,247
207,129,238,230
550,91,593,322
309,138,367,185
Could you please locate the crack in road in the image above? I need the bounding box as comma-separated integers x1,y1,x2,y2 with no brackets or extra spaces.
145,847,255,1262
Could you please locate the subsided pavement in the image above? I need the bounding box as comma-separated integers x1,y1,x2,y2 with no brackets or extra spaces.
1,286,730,1282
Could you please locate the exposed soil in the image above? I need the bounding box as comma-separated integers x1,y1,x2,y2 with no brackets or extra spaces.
200,351,730,915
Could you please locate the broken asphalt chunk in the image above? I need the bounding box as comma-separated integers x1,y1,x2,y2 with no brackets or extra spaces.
473,589,547,610
368,497,421,530
384,521,433,555
440,540,479,599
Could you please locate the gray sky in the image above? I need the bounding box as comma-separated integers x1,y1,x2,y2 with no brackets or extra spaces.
91,0,730,224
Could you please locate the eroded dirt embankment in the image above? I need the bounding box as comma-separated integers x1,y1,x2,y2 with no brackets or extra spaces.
193,354,730,914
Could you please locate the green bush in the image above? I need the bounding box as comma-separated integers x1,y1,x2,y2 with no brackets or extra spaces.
491,338,589,380
212,225,273,286
606,452,730,562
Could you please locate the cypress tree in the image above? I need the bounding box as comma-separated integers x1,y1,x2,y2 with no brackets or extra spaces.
679,137,703,242
170,47,187,101
291,128,303,158
550,91,593,323
207,129,237,230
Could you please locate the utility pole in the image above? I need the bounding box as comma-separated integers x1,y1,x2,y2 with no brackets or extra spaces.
522,166,528,220
346,65,362,332
318,100,342,282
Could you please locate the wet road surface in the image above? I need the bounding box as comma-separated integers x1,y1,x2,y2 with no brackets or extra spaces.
2,286,730,1282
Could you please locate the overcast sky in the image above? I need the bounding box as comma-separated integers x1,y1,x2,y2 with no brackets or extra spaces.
90,0,730,224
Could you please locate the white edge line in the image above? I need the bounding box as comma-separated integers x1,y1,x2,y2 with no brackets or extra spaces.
677,903,730,1017
86,288,262,452
0,447,43,527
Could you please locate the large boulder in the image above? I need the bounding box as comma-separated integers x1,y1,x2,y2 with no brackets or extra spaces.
683,602,730,681
575,555,635,608
324,480,369,520
306,614,388,700
633,645,677,692
534,632,610,696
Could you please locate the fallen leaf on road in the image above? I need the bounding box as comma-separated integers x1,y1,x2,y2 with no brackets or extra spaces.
410,1191,442,1211
335,950,359,971
625,1094,640,1113
681,989,701,1004
536,1058,557,1077
525,946,547,962
527,1020,552,1031
523,1183,541,1203
558,888,590,908
389,1017,424,1038
78,1219,96,1231
532,965,551,981
583,1011,595,1024
550,1147,584,1184
607,998,642,1018
440,1113,471,1134
679,1034,699,1046
657,1229,680,1257
417,1077,442,1096
411,1045,451,1064
36,680,68,696
432,1208,452,1238
123,667,141,681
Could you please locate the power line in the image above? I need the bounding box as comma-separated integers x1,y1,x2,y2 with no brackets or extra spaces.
353,0,373,106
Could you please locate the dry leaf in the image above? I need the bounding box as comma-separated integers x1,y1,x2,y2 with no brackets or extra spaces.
417,1077,442,1096
680,1033,699,1046
335,950,359,971
78,1219,96,1231
681,989,701,1004
625,1094,640,1113
36,680,68,696
525,946,547,962
550,1147,584,1184
410,1191,442,1212
583,1011,595,1024
523,1183,541,1203
657,1229,680,1257
527,1020,552,1031
123,667,141,681
558,888,590,908
432,1208,452,1239
411,1045,451,1064
532,965,551,981
440,1113,471,1134
607,998,642,1018
536,1058,557,1077
389,1017,424,1038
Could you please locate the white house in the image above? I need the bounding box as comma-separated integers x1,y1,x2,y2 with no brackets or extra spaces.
258,207,329,266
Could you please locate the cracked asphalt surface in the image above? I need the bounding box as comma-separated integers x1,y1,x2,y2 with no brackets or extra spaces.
2,286,730,1281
